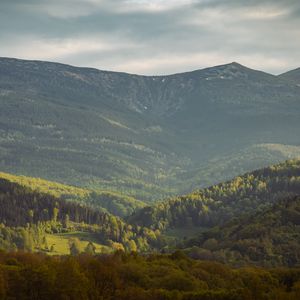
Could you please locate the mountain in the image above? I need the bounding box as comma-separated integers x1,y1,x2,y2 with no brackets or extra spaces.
184,196,300,267
1,57,300,201
129,159,300,231
279,68,300,84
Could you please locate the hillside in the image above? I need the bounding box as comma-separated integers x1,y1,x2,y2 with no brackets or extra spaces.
1,58,300,200
0,171,145,217
279,68,300,84
129,159,300,231
1,160,300,267
0,178,162,253
184,196,300,267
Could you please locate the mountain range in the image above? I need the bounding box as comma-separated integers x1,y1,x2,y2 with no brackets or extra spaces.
0,57,300,202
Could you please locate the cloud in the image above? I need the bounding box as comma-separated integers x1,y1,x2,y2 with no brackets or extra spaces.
0,0,299,74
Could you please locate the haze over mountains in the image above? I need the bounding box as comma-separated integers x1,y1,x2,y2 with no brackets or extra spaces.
0,57,300,201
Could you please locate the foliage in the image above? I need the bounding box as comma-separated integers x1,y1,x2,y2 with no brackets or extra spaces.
0,178,164,253
184,196,300,267
0,171,145,217
0,251,299,299
130,159,300,231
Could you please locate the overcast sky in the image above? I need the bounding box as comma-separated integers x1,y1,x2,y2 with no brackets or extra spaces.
0,0,299,75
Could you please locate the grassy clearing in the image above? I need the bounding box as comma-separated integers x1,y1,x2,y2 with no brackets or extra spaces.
45,232,112,255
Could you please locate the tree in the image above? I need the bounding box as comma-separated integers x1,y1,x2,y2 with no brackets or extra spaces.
126,240,137,252
53,207,59,223
28,210,34,224
84,242,96,255
63,214,70,229
69,238,81,256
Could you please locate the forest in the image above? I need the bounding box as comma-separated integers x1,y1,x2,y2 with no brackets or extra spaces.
0,159,300,263
129,159,300,231
0,178,163,254
183,196,300,267
0,159,299,299
0,251,299,300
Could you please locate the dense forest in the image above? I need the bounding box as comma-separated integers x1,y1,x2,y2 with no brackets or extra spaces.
0,251,299,300
129,160,300,231
183,196,300,267
1,159,300,267
0,171,145,217
0,178,163,253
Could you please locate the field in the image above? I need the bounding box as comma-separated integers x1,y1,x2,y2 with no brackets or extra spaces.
45,232,112,255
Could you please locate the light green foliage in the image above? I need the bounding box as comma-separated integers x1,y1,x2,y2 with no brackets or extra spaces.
0,171,145,217
45,233,111,255
69,238,82,256
130,159,300,232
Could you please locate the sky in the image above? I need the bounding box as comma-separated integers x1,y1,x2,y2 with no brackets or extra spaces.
0,0,299,75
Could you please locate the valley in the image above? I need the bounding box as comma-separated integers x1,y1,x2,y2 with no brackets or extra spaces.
0,58,300,300
0,159,299,267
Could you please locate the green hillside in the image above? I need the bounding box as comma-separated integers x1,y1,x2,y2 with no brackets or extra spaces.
0,171,145,217
184,196,300,267
1,160,300,268
0,177,162,253
129,159,300,232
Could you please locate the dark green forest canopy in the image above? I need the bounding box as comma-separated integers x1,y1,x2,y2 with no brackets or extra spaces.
183,196,300,267
0,251,299,300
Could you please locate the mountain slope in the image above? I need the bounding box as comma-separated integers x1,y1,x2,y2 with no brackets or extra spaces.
279,68,300,84
184,196,300,267
0,171,145,217
1,57,300,200
0,177,161,253
129,159,300,231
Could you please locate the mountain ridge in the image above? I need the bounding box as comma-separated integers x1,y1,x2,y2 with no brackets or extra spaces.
1,57,300,201
0,56,294,78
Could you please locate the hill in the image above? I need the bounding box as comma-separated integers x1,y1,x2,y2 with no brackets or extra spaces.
0,177,162,253
129,159,300,232
0,171,145,217
279,68,300,84
1,58,300,200
0,160,299,267
184,196,300,267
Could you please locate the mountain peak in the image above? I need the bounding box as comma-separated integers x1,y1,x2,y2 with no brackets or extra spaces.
228,61,244,67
